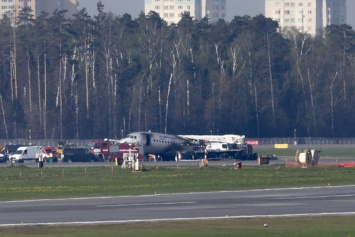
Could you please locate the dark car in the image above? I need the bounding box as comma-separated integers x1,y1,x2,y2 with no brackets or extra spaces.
62,148,101,162
1,144,27,163
0,153,5,163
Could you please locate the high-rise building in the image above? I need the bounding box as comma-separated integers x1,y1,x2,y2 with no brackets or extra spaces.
265,0,346,36
0,0,79,20
145,0,227,25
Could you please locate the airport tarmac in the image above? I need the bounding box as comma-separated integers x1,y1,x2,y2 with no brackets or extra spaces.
1,185,355,226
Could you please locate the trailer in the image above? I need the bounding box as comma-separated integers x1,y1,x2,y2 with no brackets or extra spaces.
177,135,257,161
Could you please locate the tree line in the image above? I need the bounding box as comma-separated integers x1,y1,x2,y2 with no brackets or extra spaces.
0,2,355,140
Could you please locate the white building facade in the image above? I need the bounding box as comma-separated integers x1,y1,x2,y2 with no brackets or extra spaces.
265,0,346,36
0,0,79,20
145,0,226,25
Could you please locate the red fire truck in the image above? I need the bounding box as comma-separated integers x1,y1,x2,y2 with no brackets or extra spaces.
87,141,144,163
116,143,145,160
86,140,120,162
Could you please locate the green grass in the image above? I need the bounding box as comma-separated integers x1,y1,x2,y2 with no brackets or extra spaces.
254,147,355,158
1,217,355,237
1,165,355,201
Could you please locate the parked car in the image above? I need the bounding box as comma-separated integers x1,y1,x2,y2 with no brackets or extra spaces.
41,146,58,162
62,148,102,162
0,153,5,163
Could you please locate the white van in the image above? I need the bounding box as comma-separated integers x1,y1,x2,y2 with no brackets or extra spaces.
10,146,42,163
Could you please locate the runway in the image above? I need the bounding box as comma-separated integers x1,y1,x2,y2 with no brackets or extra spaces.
1,185,355,226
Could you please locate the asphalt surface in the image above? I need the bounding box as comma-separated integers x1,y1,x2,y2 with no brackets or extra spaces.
1,185,355,226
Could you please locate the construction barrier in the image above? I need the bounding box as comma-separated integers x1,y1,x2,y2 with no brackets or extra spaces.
274,144,289,149
337,162,355,168
258,156,269,165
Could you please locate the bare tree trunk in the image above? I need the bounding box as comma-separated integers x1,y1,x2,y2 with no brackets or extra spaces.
10,50,14,101
349,55,355,92
75,94,79,139
266,30,276,129
138,79,142,131
85,41,90,119
165,73,173,134
291,33,312,134
44,52,47,140
330,72,339,137
254,85,260,138
214,43,225,134
13,26,18,99
158,89,162,132
128,86,136,133
307,68,318,136
248,51,260,138
27,52,32,114
37,55,42,127
59,56,66,140
113,74,117,138
230,46,246,132
0,95,9,139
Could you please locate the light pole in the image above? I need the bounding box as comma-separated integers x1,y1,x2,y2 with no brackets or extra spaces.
294,129,297,145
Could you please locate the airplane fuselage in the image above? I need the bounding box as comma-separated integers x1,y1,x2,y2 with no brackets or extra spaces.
118,132,187,155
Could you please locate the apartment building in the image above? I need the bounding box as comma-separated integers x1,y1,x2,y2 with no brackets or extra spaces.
0,0,79,19
265,0,346,36
145,0,226,25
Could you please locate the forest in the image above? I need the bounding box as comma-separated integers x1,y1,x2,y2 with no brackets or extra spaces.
0,2,355,140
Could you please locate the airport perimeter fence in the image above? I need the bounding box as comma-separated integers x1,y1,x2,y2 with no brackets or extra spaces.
0,139,92,149
1,137,355,149
258,137,355,146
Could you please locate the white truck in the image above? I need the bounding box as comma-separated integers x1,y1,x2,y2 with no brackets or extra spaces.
9,146,42,163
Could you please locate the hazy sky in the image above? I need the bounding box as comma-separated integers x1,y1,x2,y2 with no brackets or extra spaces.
81,0,355,28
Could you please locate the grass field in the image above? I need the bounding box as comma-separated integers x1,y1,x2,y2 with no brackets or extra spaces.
1,217,355,237
1,156,355,236
1,165,355,201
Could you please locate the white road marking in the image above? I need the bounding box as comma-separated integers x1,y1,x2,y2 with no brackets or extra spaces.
97,202,196,208
276,194,355,200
